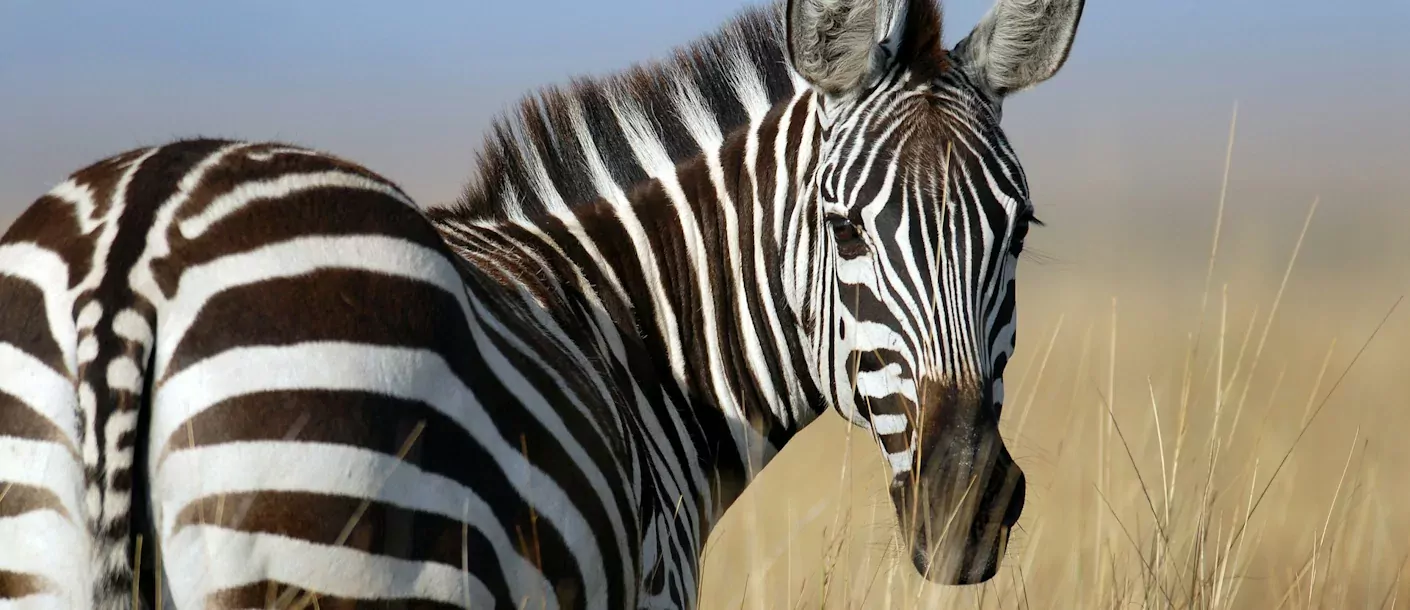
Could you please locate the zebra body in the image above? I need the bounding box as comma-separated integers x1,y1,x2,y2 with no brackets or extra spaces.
0,0,1084,607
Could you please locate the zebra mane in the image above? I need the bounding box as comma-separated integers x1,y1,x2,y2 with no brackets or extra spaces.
446,3,797,221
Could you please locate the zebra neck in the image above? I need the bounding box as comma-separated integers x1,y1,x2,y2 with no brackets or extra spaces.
450,94,830,494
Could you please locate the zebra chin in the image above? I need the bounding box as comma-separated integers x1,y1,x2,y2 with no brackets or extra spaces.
888,394,1026,585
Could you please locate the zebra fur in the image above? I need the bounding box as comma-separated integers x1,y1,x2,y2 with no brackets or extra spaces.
0,0,1084,607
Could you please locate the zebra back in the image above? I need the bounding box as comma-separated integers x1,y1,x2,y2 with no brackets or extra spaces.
0,139,505,608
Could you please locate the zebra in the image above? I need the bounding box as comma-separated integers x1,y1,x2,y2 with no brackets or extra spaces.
0,0,1084,607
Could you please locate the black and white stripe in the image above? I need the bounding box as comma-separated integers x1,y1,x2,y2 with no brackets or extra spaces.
0,0,1083,607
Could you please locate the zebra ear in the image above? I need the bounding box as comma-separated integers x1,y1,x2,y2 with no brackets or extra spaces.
952,0,1085,98
785,0,911,95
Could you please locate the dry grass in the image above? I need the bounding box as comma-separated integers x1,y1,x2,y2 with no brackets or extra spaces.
698,110,1410,609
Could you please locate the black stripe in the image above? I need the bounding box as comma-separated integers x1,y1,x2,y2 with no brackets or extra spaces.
0,570,54,600
0,392,77,456
576,84,651,191
1,195,97,290
160,269,471,382
0,273,65,389
0,483,71,522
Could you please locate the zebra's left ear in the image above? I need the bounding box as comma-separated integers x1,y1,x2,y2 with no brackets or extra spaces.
952,0,1085,98
784,0,913,96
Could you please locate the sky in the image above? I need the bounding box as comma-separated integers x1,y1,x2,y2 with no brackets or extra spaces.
2,0,1408,279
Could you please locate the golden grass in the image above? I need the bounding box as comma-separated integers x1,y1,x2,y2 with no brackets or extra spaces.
698,110,1410,609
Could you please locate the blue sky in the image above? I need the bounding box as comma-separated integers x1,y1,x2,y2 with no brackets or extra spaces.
2,0,1407,222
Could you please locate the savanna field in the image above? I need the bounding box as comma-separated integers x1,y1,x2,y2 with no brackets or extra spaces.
3,2,1409,609
698,112,1410,608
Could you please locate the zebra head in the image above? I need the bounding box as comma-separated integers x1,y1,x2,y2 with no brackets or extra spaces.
784,0,1084,584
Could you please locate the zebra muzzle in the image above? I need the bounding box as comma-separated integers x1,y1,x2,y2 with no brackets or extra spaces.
891,413,1025,585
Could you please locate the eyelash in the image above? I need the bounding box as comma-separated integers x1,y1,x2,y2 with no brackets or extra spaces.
1010,208,1040,255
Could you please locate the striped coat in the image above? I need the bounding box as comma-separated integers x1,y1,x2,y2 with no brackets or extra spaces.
0,0,1084,607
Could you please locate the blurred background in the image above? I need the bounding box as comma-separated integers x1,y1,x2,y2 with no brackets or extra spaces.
3,0,1408,607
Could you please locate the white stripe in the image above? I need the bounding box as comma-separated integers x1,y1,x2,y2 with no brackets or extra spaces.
45,178,104,234
177,171,416,239
105,356,141,392
152,344,427,469
781,95,817,312
727,50,772,122
886,449,914,473
0,593,71,609
102,411,139,462
870,413,910,436
245,147,328,162
156,442,551,608
99,491,131,529
111,309,152,348
0,437,85,520
953,175,983,378
162,525,503,609
75,301,102,331
0,512,91,608
0,344,78,448
670,73,724,152
855,366,918,403
0,244,77,376
834,255,875,285
846,316,915,364
76,336,98,364
78,384,98,506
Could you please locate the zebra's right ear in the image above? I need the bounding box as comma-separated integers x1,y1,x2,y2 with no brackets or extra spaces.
785,0,910,96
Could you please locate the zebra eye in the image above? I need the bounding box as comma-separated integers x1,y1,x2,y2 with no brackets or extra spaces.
1009,208,1040,256
825,213,868,257
1009,222,1029,256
